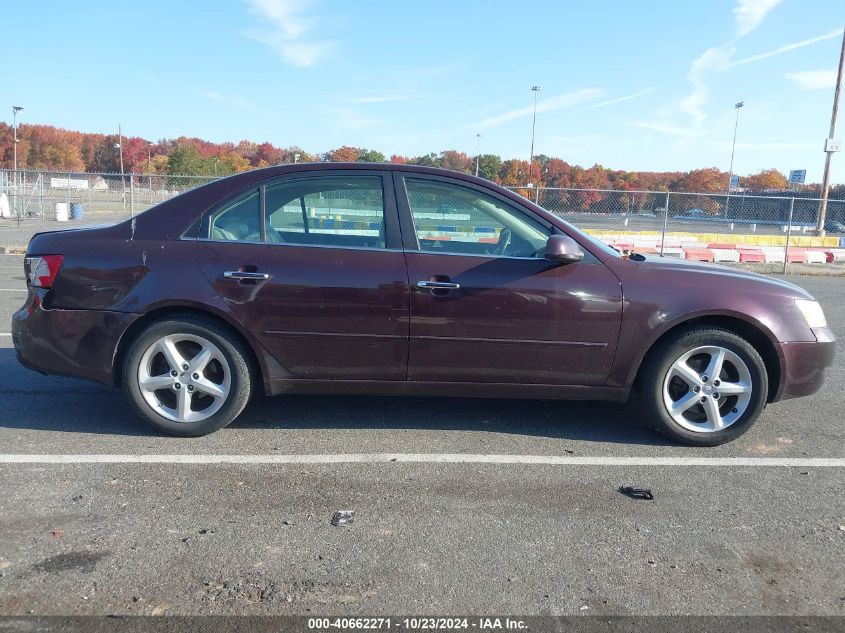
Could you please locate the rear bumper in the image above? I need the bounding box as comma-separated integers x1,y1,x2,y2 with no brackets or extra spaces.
776,327,837,401
12,290,140,386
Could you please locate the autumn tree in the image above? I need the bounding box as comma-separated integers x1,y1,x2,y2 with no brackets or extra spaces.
498,159,531,187
742,168,788,192
327,146,361,162
2,121,832,209
281,146,315,164
673,167,728,193
541,158,572,188
571,165,611,210
439,150,473,173
254,142,284,166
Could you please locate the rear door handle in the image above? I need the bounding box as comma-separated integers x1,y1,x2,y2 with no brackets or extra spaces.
223,271,270,281
416,281,460,290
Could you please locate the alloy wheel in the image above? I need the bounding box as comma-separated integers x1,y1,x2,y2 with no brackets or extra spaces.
661,345,753,433
137,334,231,423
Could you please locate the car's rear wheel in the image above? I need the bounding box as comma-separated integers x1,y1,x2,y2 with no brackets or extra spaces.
637,326,768,446
123,316,254,436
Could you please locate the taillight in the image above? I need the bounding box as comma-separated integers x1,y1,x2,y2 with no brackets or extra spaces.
25,255,64,289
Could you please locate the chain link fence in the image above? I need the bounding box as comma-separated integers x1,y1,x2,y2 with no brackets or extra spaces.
0,169,217,248
508,186,845,266
2,172,844,266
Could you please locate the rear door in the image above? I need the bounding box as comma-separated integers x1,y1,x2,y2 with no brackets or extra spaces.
395,173,623,385
195,170,409,380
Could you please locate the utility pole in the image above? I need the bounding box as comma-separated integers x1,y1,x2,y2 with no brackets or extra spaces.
529,85,540,184
817,28,845,236
475,133,481,177
117,124,125,214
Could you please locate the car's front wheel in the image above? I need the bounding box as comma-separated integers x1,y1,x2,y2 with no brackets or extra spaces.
123,316,254,436
637,326,768,446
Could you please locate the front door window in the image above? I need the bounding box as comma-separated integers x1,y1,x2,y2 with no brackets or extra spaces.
404,178,548,257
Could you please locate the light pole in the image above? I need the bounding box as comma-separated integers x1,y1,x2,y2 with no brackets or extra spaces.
817,28,845,236
475,133,481,177
12,106,23,215
12,105,23,173
727,101,744,192
725,101,744,218
529,86,540,184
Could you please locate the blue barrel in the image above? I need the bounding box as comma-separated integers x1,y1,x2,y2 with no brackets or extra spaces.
70,203,85,220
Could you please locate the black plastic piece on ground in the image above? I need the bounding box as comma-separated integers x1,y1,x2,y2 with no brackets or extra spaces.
619,486,654,500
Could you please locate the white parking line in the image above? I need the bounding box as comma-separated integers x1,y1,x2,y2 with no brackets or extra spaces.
0,333,11,337
0,454,842,467
0,288,25,292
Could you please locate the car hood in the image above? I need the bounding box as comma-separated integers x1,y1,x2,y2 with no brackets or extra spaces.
629,254,814,299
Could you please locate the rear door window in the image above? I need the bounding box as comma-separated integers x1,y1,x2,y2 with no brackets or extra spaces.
264,176,386,249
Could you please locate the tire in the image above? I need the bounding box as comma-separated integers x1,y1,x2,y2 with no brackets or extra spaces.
123,315,255,436
636,326,768,446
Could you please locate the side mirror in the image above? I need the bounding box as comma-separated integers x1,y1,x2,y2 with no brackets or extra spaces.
544,234,583,263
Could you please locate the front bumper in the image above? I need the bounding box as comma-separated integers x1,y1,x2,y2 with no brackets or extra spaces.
776,327,837,401
12,290,140,386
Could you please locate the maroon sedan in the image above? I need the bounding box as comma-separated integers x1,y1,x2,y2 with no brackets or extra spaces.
12,164,835,445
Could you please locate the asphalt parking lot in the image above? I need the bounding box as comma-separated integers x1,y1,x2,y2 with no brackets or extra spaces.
0,252,843,616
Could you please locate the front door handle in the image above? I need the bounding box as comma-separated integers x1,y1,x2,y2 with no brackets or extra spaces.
416,280,460,290
223,271,270,281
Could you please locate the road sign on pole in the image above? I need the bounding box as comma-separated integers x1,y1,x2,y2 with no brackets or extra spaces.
788,169,806,185
729,175,739,190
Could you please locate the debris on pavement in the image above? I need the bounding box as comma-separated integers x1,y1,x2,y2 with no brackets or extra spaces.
331,510,355,527
619,486,654,500
50,529,64,539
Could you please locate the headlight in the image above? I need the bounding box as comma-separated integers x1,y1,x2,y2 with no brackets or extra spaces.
794,299,827,329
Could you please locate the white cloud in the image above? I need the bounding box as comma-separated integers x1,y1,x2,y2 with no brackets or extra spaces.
582,89,653,111
202,90,253,110
785,69,837,91
476,89,604,129
680,46,732,129
346,95,411,104
731,28,843,67
327,108,379,130
733,141,818,150
243,0,332,67
734,0,783,37
634,121,695,137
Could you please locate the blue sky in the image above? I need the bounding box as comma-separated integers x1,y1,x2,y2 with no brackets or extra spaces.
5,0,845,182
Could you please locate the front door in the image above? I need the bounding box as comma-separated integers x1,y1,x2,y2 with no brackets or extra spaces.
396,174,623,385
196,171,409,380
